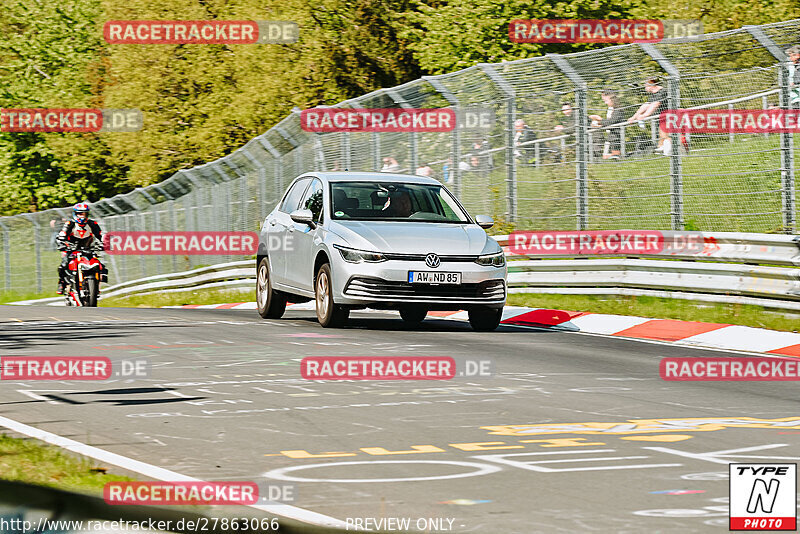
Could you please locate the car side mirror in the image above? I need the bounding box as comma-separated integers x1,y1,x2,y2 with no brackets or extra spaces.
475,215,494,229
290,209,315,227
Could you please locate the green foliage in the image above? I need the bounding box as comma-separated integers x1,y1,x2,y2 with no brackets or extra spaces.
0,0,127,214
397,0,638,74
1,0,800,216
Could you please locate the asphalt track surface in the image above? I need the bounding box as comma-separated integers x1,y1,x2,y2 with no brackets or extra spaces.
1,305,799,533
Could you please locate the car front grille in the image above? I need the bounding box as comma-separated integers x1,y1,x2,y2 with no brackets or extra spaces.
344,277,506,302
382,253,479,262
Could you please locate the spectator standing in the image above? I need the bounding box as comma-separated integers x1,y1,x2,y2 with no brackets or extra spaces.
415,164,434,177
380,156,400,172
627,77,670,155
589,89,626,160
442,157,453,183
786,45,800,106
513,119,536,165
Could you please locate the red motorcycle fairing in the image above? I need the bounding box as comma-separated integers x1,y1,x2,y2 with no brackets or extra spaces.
68,255,102,271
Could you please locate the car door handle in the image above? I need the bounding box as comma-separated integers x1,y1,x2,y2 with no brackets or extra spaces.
269,220,276,226
287,226,294,232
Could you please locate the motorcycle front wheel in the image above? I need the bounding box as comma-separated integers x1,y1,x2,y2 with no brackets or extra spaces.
84,277,98,307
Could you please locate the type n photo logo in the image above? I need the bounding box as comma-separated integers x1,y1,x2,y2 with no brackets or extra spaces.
729,463,796,530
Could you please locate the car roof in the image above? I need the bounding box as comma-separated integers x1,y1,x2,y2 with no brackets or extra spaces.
307,172,441,185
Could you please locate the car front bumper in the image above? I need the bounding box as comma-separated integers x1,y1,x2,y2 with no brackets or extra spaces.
331,256,507,310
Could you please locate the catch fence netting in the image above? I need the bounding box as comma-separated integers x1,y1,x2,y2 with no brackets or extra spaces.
1,19,798,295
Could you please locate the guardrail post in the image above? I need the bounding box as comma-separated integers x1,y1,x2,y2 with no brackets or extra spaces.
0,221,10,291
549,54,588,230
423,76,462,195
386,88,419,173
641,44,684,230
478,63,517,222
746,26,796,233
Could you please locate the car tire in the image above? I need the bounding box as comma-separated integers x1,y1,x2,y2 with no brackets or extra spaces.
257,258,287,319
316,263,349,328
399,307,427,325
468,308,503,331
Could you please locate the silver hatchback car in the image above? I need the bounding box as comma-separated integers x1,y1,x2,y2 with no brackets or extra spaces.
256,172,506,330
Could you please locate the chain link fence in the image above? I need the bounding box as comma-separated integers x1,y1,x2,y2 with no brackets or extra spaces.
2,19,799,297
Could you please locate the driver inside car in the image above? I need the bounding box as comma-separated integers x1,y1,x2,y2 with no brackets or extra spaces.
388,191,414,217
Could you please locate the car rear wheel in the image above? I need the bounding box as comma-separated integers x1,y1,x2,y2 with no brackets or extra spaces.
468,308,503,331
316,263,349,328
399,307,427,325
257,258,286,319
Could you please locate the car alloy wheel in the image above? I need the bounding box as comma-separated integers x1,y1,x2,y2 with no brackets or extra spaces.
315,263,349,328
257,258,286,319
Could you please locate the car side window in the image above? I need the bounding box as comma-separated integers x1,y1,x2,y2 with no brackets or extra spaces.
299,179,324,222
279,178,312,213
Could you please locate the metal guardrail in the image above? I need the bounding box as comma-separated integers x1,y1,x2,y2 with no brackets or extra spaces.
9,232,799,310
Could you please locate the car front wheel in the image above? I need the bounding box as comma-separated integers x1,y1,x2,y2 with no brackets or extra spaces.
468,308,503,331
315,263,349,328
257,258,286,319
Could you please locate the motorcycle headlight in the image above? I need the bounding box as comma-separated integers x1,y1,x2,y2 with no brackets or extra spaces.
334,245,387,263
475,252,505,267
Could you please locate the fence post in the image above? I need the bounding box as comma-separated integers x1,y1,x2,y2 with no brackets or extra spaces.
275,124,301,181
423,76,462,195
257,136,284,193
242,147,269,222
151,189,179,273
0,221,10,291
746,26,796,233
386,88,418,173
549,54,588,230
477,63,517,222
21,215,42,293
641,44,684,230
223,158,249,232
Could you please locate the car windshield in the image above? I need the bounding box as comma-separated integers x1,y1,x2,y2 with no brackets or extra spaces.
330,181,470,223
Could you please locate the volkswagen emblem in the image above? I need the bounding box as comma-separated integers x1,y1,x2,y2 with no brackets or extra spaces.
425,253,441,268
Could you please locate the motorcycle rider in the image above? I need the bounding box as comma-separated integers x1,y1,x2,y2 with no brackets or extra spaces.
56,203,103,294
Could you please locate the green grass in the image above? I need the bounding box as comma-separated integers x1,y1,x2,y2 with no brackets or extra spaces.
100,287,254,308
469,134,799,234
0,290,56,304
0,434,132,493
507,293,800,333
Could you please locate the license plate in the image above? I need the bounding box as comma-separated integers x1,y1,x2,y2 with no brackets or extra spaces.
408,271,461,284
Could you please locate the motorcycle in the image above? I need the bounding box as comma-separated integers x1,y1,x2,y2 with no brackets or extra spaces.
62,247,108,307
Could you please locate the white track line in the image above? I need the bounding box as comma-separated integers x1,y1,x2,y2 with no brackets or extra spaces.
0,415,347,528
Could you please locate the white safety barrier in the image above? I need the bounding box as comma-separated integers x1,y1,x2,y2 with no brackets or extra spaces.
10,232,800,310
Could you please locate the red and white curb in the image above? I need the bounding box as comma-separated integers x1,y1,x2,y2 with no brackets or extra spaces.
165,302,800,357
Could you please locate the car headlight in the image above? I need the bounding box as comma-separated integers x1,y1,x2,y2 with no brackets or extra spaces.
475,252,505,267
333,245,387,263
